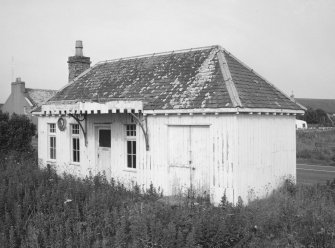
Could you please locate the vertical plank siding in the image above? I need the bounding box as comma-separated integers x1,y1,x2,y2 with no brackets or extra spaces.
38,113,296,205
235,115,296,203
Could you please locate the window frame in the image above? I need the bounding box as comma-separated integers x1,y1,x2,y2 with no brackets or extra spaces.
125,124,137,169
47,123,56,161
70,124,80,164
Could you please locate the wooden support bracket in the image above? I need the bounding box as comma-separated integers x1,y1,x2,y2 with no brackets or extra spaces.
69,113,88,147
129,112,149,151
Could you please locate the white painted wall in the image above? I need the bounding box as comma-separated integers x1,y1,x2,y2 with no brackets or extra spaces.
235,115,296,203
38,113,296,205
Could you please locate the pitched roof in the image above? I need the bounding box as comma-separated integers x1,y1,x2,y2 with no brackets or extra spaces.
296,98,335,114
25,88,57,107
47,45,302,111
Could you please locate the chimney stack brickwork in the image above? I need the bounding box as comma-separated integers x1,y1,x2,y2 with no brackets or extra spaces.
68,41,91,83
11,77,25,94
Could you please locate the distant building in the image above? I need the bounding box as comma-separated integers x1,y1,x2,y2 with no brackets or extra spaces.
296,119,307,129
2,77,57,125
33,41,304,205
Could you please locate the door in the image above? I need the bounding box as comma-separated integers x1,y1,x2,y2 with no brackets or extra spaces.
96,127,111,180
168,125,210,196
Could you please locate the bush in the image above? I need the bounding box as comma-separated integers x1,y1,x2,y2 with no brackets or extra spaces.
0,111,36,152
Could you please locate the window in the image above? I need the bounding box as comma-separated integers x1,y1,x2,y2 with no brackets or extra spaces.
99,129,111,147
48,123,56,160
71,124,80,163
126,124,136,168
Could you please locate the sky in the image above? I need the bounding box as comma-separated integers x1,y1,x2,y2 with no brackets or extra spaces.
0,0,334,103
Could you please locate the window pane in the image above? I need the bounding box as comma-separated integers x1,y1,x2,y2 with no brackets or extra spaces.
73,150,76,162
132,141,136,154
127,155,132,168
99,129,111,147
132,155,136,168
127,140,131,154
126,124,136,137
49,123,56,133
72,138,80,162
72,124,79,134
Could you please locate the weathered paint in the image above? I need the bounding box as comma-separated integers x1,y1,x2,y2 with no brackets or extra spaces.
234,115,296,203
38,113,296,205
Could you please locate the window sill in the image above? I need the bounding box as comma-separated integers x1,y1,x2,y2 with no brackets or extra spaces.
46,160,56,164
123,168,137,173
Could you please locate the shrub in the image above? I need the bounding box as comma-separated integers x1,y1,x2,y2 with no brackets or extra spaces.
0,111,36,152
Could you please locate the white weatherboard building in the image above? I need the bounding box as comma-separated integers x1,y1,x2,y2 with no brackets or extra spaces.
33,41,304,204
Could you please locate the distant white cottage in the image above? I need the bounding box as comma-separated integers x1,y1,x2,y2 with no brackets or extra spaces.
296,119,307,129
33,41,304,204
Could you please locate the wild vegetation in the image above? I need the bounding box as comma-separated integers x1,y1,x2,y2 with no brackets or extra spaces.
297,108,334,126
1,150,335,247
0,111,36,152
297,128,335,165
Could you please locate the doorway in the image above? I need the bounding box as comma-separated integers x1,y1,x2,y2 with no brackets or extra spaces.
95,126,111,180
168,125,210,196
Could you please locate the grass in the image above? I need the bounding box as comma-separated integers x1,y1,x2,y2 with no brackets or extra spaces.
2,151,335,247
297,129,335,166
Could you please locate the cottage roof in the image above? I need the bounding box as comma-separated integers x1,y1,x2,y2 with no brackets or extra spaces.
44,46,303,112
25,88,57,107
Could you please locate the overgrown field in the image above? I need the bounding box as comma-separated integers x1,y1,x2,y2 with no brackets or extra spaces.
297,129,335,165
2,151,335,247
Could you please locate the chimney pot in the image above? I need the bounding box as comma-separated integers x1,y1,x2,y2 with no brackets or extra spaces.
75,40,83,56
68,41,91,82
16,77,21,82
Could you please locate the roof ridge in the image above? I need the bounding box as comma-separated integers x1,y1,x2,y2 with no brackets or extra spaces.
217,49,242,107
26,88,58,92
95,45,220,65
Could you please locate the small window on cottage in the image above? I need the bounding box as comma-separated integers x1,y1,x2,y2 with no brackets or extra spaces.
99,129,111,148
126,124,136,169
48,123,56,160
71,124,80,163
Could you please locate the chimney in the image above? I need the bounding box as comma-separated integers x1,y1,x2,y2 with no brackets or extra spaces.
67,40,91,82
11,77,25,94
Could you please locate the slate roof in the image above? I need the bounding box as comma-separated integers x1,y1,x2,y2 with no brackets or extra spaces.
296,98,335,114
47,46,303,111
25,88,57,107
